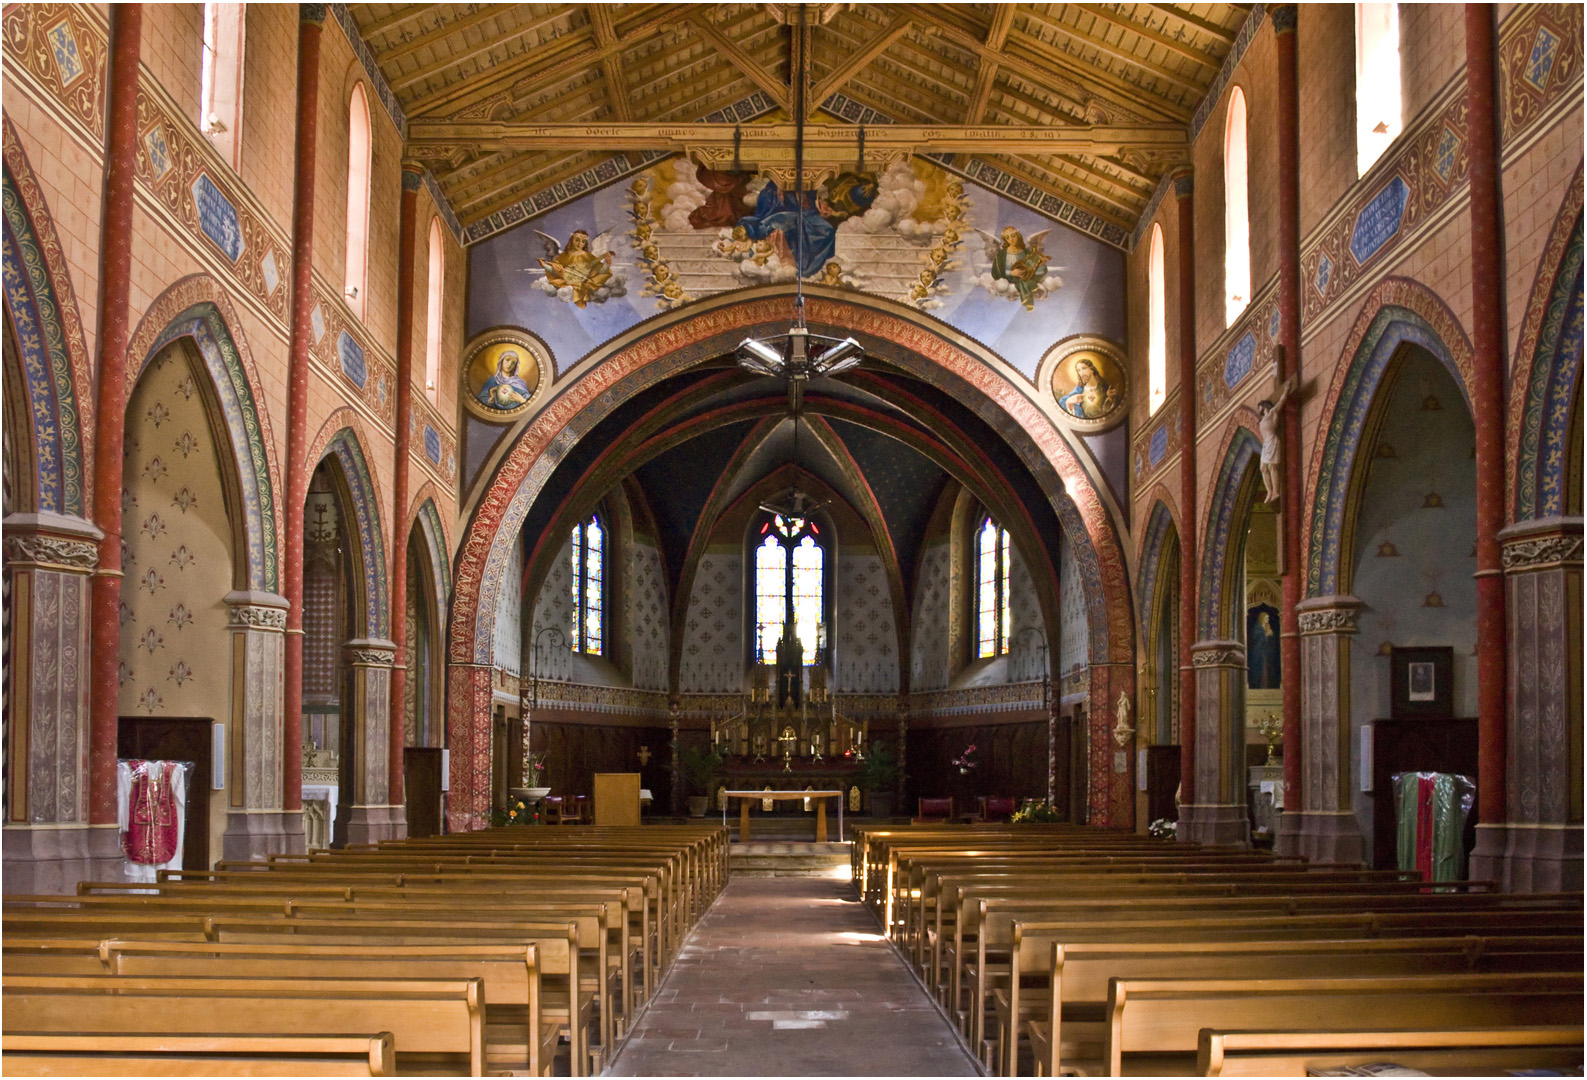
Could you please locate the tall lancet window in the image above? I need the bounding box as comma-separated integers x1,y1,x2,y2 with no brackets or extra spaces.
754,513,826,663
1148,223,1167,415
344,83,371,321
1223,86,1250,326
1356,3,1402,175
976,516,1011,658
569,514,605,655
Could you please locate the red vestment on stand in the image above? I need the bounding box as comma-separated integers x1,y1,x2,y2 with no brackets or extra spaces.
121,760,181,865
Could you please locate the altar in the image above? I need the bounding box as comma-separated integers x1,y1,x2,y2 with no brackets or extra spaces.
723,789,844,842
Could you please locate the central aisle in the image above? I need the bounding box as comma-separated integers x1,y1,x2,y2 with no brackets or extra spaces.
606,876,982,1076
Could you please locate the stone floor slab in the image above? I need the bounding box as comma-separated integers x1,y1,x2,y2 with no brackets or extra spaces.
605,877,981,1076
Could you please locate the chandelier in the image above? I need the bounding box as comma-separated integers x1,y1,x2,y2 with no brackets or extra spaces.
734,3,865,411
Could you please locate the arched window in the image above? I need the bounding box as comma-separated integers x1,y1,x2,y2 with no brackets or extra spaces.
569,514,604,655
1356,3,1402,175
753,513,826,663
200,3,245,169
344,83,371,321
976,516,1011,658
1224,86,1250,327
1148,222,1167,415
424,217,444,401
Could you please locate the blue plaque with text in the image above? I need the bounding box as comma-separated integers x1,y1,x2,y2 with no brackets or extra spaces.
1225,332,1257,389
191,174,245,262
423,425,442,464
1349,176,1409,266
337,330,367,389
1149,425,1168,466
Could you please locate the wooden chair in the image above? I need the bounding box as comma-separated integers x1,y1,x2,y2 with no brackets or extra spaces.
977,796,1018,822
915,797,954,823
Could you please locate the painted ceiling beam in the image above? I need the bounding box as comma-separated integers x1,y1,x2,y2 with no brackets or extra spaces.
809,14,914,104
587,4,633,123
406,120,1188,157
686,12,791,112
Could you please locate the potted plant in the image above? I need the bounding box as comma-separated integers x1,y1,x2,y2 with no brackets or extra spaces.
677,745,723,817
858,743,900,820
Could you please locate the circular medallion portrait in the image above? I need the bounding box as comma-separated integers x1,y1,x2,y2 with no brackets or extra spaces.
1045,340,1129,433
461,330,548,422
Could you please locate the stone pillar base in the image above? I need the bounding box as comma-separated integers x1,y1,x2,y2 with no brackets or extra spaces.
1177,803,1251,847
343,804,408,846
223,810,307,861
1288,810,1366,865
3,823,126,894
1470,822,1582,893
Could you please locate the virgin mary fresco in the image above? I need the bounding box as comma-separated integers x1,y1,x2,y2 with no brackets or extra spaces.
478,350,532,410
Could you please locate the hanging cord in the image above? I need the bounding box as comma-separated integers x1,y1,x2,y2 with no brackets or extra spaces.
793,2,807,328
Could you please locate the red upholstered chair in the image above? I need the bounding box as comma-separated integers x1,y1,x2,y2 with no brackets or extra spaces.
914,797,954,822
978,795,1018,822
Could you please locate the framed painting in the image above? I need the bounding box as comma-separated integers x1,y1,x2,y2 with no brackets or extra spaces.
461,329,549,423
1389,646,1454,720
1040,337,1129,433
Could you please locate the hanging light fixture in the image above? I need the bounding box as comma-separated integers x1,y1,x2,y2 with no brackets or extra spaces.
735,3,865,406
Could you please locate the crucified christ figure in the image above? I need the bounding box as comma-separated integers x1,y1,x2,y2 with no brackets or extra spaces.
1257,375,1296,505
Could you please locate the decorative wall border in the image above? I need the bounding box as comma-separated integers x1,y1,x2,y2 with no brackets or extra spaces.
1510,169,1584,521
0,4,107,143
410,393,458,486
1198,286,1283,421
1301,279,1474,597
131,285,283,594
911,681,1046,718
1197,420,1261,638
532,681,670,717
1,124,90,517
305,284,397,429
1132,388,1183,488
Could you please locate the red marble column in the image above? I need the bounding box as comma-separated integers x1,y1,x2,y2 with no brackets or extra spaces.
1465,4,1508,825
283,6,325,813
1174,171,1198,805
87,4,143,825
1273,4,1304,808
389,163,423,808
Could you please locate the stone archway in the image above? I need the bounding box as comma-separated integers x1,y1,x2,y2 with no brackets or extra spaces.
445,290,1134,831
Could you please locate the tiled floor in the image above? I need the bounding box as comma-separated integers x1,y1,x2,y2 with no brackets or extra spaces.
606,877,981,1077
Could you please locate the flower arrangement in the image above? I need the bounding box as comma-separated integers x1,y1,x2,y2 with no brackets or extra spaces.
488,798,531,827
1148,818,1177,840
1011,799,1062,823
950,743,979,774
521,749,548,788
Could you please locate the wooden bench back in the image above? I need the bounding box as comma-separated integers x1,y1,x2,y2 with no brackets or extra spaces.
1196,1024,1586,1077
0,1032,395,1077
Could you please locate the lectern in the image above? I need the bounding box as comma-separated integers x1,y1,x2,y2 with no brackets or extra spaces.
592,772,642,826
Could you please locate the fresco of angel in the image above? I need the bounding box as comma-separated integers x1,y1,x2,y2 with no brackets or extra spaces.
526,227,627,307
975,225,1061,310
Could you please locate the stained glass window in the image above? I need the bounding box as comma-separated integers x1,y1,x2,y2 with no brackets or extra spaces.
792,535,823,657
570,514,604,655
977,516,1011,658
753,513,826,664
755,534,786,662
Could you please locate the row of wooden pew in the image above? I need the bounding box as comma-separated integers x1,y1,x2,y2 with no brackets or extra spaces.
849,823,1584,1077
3,824,729,1076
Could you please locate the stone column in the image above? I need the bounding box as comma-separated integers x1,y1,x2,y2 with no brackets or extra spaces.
1089,661,1136,828
388,162,422,823
221,590,301,859
1180,639,1250,846
341,638,400,844
1272,4,1305,841
2,514,110,892
1292,595,1366,863
283,4,326,815
87,3,142,831
1471,518,1583,890
1174,170,1199,805
446,663,493,832
1464,3,1510,852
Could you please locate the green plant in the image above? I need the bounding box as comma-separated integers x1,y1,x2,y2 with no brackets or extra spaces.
488,798,533,827
677,745,723,795
1010,799,1063,824
857,743,900,791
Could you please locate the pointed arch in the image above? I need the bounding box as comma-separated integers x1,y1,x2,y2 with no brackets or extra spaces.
1135,494,1181,629
407,490,452,609
126,278,283,594
1510,166,1584,521
307,414,389,639
446,289,1133,829
1302,279,1474,598
2,119,94,516
1198,420,1263,639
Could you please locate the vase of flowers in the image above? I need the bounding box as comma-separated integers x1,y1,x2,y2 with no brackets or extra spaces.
951,743,979,776
512,750,551,802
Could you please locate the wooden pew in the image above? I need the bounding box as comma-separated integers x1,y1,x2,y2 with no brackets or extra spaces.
1196,1024,1586,1077
3,974,486,1076
1,1033,396,1076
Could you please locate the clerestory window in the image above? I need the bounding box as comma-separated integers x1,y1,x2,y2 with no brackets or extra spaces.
753,513,826,664
569,514,605,655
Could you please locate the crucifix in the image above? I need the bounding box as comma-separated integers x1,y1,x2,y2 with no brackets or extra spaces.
781,668,800,699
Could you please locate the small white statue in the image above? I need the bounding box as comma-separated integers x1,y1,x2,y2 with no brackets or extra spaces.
1113,690,1134,748
1257,375,1296,505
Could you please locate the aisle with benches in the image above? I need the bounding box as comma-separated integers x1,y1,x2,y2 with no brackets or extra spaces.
605,875,981,1077
851,823,1584,1077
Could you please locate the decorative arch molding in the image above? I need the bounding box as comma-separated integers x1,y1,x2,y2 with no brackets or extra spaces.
2,116,93,517
1135,495,1181,633
408,494,451,621
308,415,390,640
451,289,1132,670
128,279,284,594
1302,279,1474,597
1198,419,1262,639
1510,166,1584,521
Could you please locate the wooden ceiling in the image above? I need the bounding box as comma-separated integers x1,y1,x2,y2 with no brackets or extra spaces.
351,3,1251,242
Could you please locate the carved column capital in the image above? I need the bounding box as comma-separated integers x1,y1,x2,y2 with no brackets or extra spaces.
225,589,290,630
1499,517,1584,572
1190,639,1245,668
1269,4,1298,34
1296,594,1362,635
2,512,104,572
343,638,398,667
